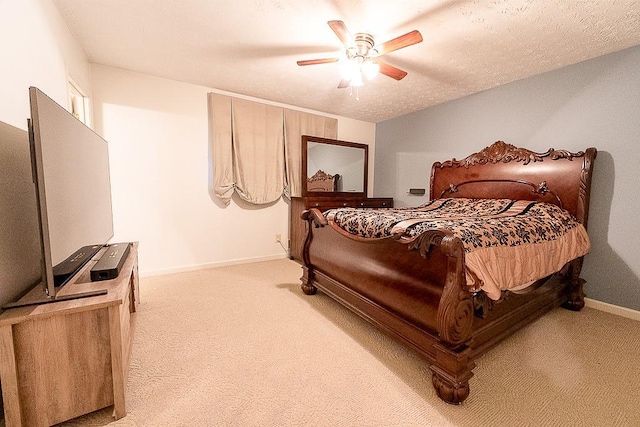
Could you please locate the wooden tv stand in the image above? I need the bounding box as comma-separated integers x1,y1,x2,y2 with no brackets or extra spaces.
0,242,139,426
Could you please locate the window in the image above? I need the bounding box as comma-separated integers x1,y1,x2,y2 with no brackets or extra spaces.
68,78,91,127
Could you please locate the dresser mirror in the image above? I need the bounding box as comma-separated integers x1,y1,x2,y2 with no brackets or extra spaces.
301,135,368,197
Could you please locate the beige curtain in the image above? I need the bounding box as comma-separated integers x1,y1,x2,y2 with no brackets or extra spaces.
209,93,336,204
283,109,338,198
208,93,234,204
231,98,285,204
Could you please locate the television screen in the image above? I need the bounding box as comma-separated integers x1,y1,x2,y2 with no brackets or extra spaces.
29,87,114,297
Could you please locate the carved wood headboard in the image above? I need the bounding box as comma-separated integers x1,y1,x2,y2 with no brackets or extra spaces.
429,141,597,226
307,170,339,192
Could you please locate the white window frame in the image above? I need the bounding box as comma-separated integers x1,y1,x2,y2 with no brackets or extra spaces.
68,77,91,128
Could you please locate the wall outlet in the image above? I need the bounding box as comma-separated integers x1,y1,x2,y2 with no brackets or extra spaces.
275,234,281,243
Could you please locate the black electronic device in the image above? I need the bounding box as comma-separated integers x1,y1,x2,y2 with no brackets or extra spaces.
53,244,103,286
90,243,131,281
408,188,426,195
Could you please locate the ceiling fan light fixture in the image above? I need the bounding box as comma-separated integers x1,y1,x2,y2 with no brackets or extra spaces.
299,20,422,89
340,55,377,87
361,61,380,80
351,71,364,87
339,57,359,81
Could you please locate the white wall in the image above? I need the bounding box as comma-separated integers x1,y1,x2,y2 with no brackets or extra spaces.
91,65,376,275
0,0,91,304
0,0,91,129
0,0,376,278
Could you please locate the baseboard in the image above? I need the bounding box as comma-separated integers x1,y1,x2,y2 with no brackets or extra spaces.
141,253,290,278
584,297,640,321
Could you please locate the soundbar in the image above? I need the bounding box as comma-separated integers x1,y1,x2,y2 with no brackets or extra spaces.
90,242,131,281
53,244,103,287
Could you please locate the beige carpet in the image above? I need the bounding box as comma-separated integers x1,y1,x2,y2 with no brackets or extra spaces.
63,258,640,426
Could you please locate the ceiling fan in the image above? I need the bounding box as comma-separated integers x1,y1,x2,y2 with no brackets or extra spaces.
297,20,423,88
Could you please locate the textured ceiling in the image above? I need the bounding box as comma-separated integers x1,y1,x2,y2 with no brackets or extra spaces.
53,0,640,123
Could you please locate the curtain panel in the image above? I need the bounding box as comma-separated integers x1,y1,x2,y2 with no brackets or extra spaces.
283,109,337,198
208,94,234,203
231,98,284,204
208,93,337,205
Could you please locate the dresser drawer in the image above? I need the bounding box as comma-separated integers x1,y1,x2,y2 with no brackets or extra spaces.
307,199,356,210
305,197,393,210
357,198,393,208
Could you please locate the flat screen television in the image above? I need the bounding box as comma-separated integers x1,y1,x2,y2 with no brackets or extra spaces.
2,87,115,308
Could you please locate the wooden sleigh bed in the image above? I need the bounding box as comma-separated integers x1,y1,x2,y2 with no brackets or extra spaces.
299,141,597,404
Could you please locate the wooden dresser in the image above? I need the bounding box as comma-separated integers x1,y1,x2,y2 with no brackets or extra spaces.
289,196,393,261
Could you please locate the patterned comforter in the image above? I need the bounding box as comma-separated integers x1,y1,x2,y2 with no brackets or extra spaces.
325,198,591,300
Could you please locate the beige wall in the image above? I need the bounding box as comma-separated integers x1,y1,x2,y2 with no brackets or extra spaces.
0,0,91,305
90,65,376,275
93,66,289,275
1,1,377,278
0,0,91,129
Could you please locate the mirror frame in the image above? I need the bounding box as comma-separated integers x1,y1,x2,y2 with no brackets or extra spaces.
301,135,368,197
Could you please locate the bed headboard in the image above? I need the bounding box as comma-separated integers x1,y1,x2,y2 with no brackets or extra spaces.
307,170,339,192
430,141,597,226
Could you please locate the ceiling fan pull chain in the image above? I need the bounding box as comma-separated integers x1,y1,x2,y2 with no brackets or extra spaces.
349,86,360,101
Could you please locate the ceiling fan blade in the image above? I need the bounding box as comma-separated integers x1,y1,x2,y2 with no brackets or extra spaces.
375,30,423,55
337,79,351,89
378,62,408,80
297,58,340,66
328,20,354,47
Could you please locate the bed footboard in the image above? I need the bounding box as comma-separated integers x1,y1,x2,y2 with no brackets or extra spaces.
301,208,477,404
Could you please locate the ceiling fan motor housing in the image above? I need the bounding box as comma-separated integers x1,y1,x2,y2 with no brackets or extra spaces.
348,33,377,60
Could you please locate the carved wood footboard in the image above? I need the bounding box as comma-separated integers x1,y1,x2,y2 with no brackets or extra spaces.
302,208,479,403
299,142,597,404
